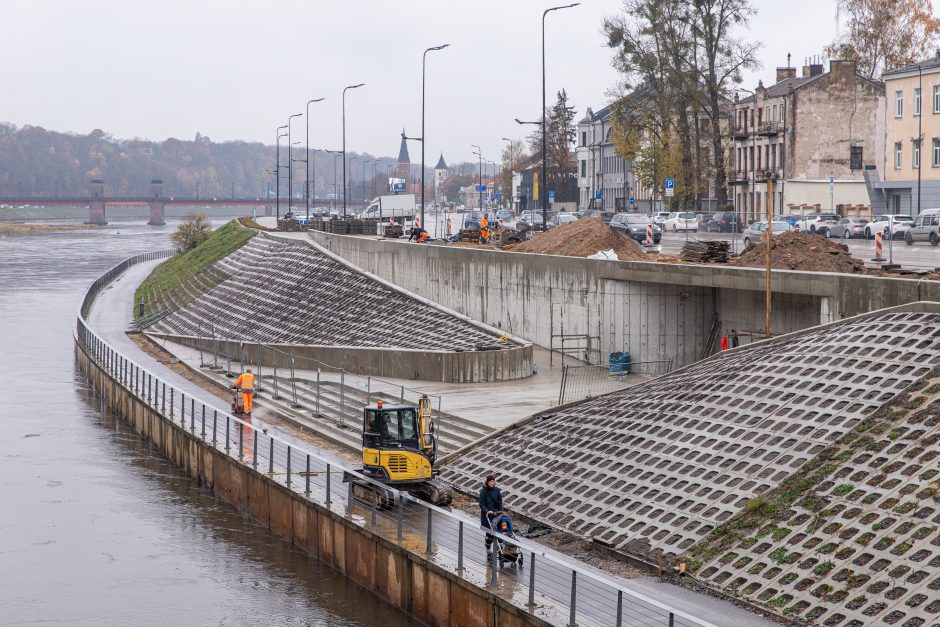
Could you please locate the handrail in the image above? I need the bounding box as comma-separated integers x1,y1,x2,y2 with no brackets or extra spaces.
75,249,717,627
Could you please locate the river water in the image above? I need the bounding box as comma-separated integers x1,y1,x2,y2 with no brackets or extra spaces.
0,219,414,626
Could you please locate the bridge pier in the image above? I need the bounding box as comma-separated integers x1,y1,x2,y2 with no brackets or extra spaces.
87,180,107,225
148,179,166,225
264,204,273,216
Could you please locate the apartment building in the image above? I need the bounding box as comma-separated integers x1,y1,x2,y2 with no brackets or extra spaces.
575,105,641,212
731,59,884,222
869,51,940,214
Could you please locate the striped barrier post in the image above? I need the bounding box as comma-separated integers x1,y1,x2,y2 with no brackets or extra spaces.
873,231,885,261
646,223,653,246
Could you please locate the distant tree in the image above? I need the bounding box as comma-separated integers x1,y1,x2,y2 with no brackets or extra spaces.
499,139,527,196
442,174,477,202
526,89,577,196
826,0,940,78
172,213,212,250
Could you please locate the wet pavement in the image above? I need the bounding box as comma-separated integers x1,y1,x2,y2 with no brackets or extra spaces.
0,219,414,626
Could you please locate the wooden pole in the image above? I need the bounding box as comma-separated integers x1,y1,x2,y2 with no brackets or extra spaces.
765,175,774,337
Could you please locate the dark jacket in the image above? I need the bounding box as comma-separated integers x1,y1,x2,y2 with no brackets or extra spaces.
479,483,503,527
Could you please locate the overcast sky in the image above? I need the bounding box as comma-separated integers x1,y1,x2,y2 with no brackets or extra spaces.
1,0,841,164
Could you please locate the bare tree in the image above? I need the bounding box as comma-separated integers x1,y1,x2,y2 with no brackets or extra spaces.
826,0,940,78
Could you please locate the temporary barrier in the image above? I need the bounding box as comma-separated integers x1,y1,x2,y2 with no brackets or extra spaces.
873,231,885,261
646,223,653,246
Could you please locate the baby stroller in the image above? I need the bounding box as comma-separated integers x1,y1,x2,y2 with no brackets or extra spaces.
486,511,524,568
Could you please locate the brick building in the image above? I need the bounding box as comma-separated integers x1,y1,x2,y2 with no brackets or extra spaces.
731,59,884,222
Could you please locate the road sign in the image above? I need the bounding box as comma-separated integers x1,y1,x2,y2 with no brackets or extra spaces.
477,184,487,192
665,177,675,197
549,190,555,204
829,174,834,190
629,196,635,206
594,190,602,200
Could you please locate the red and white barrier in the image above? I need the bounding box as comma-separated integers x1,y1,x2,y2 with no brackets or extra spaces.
873,231,885,261
645,223,653,246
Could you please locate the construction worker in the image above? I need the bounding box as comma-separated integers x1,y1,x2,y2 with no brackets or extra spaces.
409,226,429,243
479,474,503,550
480,213,490,244
233,367,255,414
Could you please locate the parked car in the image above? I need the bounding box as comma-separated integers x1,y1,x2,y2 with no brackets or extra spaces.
865,214,914,239
696,212,716,230
779,214,803,226
706,211,743,232
904,209,940,245
609,213,662,244
515,211,544,232
548,213,579,229
662,212,698,232
831,217,869,239
495,209,513,224
651,211,672,226
581,209,617,224
742,220,794,247
795,213,840,235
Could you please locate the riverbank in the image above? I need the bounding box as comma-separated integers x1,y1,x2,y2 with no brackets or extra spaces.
0,222,99,234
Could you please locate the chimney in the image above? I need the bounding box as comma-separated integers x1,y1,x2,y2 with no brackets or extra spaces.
776,67,797,82
809,54,824,77
802,64,811,77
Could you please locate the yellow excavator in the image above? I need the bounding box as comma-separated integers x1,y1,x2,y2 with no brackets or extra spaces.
349,394,453,507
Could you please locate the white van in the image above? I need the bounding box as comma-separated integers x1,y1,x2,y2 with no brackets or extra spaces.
904,208,940,245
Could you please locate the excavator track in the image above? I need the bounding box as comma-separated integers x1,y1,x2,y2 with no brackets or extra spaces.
348,477,396,510
408,478,453,507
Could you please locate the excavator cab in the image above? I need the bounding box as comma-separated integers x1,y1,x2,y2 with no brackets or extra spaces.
361,400,433,484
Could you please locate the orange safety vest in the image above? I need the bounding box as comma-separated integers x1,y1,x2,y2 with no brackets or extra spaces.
235,372,255,391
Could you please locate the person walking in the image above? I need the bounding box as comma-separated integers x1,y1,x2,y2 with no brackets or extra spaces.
233,367,255,414
479,474,503,550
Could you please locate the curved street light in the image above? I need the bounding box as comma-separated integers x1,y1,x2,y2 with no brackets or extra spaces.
305,98,325,220
342,83,365,218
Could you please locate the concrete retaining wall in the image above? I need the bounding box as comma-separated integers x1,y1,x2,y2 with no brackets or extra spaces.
74,340,547,627
309,231,940,367
147,335,531,383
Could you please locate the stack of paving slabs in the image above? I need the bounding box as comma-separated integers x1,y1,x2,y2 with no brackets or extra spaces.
679,240,731,263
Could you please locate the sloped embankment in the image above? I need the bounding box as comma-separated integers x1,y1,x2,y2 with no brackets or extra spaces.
135,219,255,318
683,367,940,625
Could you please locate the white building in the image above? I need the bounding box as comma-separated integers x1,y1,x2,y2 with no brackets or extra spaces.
576,106,638,212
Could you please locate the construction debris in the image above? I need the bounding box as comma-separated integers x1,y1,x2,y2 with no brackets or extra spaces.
506,217,647,260
730,231,866,273
679,240,730,263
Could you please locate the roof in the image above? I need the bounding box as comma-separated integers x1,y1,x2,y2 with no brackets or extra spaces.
738,76,817,103
883,53,940,77
397,130,410,164
434,153,447,169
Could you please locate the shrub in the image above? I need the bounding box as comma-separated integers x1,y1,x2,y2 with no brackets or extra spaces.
172,213,212,250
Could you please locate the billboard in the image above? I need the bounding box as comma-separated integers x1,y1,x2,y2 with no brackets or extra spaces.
388,178,406,193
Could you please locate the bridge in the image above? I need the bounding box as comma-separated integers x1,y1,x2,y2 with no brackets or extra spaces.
0,179,366,225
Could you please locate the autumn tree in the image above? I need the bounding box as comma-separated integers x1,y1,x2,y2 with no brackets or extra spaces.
172,213,212,250
826,0,940,78
499,138,527,199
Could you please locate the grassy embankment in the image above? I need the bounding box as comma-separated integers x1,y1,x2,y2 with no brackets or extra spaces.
134,219,255,319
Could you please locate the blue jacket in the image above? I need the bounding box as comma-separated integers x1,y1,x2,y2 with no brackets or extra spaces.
479,484,503,527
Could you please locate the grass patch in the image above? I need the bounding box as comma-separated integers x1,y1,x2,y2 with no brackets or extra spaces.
134,219,255,319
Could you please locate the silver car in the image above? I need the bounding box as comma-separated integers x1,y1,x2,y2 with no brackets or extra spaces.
831,217,869,239
904,210,940,245
742,221,794,247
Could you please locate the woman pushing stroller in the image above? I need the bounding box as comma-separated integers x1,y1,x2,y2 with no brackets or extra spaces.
479,474,524,567
479,474,503,550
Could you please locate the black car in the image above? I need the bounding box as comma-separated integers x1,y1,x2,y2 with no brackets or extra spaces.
707,211,743,232
609,213,662,243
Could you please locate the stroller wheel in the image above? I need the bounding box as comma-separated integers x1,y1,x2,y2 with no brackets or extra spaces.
518,555,524,567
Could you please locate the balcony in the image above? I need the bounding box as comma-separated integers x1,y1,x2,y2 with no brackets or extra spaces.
729,170,750,185
730,125,749,140
757,121,781,136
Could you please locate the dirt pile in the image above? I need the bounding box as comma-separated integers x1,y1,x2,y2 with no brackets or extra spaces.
506,217,647,260
730,231,867,273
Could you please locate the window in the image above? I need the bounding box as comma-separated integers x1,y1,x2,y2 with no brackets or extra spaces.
850,146,863,170
934,85,940,113
896,90,904,117
915,87,922,116
895,142,903,169
581,131,587,146
580,160,586,177
934,138,940,167
914,139,921,168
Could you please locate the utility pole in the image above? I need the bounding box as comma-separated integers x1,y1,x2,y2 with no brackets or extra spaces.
765,172,776,338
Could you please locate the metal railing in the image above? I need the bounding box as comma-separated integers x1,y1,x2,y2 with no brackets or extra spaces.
558,360,674,405
76,250,714,627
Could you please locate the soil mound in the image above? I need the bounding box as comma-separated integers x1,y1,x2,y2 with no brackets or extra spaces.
506,217,647,260
730,231,866,273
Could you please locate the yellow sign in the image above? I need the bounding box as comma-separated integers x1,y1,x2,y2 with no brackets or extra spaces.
533,172,539,201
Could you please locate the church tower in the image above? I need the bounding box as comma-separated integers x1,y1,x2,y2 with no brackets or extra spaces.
434,154,448,201
397,129,411,179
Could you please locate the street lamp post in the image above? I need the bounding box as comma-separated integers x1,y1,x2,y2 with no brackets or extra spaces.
327,150,342,211
420,44,450,230
291,141,305,219
349,156,360,209
342,83,365,218
501,137,515,212
539,3,579,228
287,113,302,216
471,145,482,210
305,98,325,221
275,125,288,219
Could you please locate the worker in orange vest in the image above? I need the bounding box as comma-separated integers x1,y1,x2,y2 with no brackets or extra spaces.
233,368,255,414
480,214,490,244
720,336,729,351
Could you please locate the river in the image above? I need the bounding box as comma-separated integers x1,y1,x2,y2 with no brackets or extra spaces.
0,219,414,626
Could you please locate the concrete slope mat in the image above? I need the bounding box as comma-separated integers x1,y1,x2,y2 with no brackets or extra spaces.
440,308,940,576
